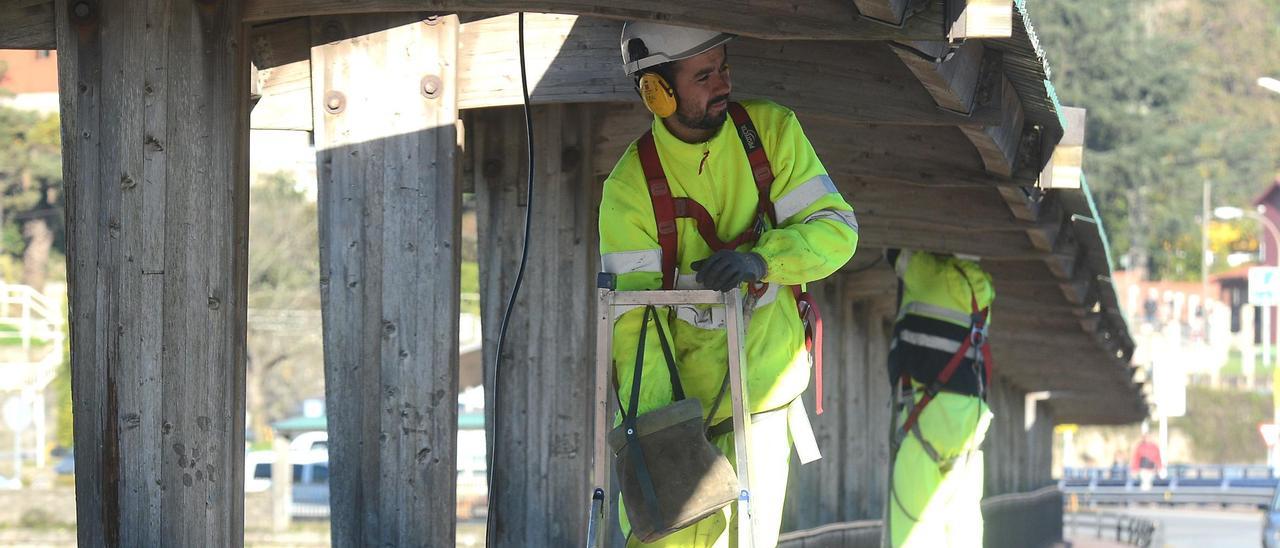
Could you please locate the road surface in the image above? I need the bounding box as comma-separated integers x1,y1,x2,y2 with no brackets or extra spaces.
1068,506,1265,548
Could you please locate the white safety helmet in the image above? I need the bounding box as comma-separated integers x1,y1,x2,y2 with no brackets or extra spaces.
620,21,734,76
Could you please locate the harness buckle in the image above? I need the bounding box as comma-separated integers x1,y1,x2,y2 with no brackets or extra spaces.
924,381,942,398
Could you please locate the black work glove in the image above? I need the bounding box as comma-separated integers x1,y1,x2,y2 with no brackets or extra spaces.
691,250,767,292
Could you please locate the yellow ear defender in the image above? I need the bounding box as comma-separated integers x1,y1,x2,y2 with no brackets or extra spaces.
638,72,677,118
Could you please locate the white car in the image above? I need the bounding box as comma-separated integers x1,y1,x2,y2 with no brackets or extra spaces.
288,431,328,454
244,450,330,508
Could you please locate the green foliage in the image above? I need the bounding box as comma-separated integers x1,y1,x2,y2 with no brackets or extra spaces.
53,332,72,449
1034,0,1280,280
1169,385,1271,463
248,172,319,309
0,104,66,280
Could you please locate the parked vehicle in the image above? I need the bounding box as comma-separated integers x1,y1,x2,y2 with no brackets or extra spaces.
1264,486,1280,548
244,450,330,509
54,448,75,475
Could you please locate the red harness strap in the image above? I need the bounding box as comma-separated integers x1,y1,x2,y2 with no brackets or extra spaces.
635,102,827,414
899,291,992,435
638,131,680,290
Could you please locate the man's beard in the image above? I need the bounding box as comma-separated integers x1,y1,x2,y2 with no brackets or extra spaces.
676,95,730,130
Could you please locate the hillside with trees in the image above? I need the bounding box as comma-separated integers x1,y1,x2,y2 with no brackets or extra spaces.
1033,0,1280,280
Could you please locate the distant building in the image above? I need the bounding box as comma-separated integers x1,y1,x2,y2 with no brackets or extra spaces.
0,49,59,115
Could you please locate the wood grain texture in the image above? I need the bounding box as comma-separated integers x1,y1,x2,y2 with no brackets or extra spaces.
456,14,991,126
249,18,312,130
0,0,54,49
474,104,601,546
242,0,952,41
853,0,911,25
782,285,895,529
312,14,460,547
56,0,250,544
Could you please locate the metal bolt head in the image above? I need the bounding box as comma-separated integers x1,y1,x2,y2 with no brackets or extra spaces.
421,75,442,99
324,91,346,114
73,2,91,17
423,15,440,26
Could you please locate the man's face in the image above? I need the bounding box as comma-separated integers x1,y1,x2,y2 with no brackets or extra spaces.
669,46,732,131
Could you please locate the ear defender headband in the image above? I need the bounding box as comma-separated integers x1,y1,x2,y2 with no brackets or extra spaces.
638,72,677,118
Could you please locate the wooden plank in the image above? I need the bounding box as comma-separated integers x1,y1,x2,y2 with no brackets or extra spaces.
589,105,1015,189
243,0,953,41
959,75,1023,177
453,14,996,126
313,14,460,546
0,0,54,49
948,0,1013,40
249,18,312,130
475,104,601,546
855,224,1045,259
853,0,910,26
56,0,250,544
892,40,1001,119
996,185,1040,222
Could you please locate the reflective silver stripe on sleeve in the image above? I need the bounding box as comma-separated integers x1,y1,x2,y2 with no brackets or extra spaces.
601,249,663,274
774,174,838,222
897,329,978,358
802,208,859,232
898,302,972,325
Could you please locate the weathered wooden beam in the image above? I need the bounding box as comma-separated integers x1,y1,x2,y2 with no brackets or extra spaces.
853,0,913,27
947,0,1013,40
475,104,601,547
837,181,1016,222
249,18,312,130
590,103,1017,189
313,14,460,546
891,40,1003,121
1040,106,1086,189
243,0,953,41
248,13,1012,131
996,185,1041,222
0,0,54,49
1023,193,1064,252
56,0,250,544
960,74,1024,177
856,224,1042,259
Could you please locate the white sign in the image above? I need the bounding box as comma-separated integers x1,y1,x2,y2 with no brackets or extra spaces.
3,397,31,432
1150,355,1186,418
1249,267,1280,305
1261,423,1280,447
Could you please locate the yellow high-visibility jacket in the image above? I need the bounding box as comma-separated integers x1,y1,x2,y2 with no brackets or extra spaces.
890,250,995,396
599,99,858,424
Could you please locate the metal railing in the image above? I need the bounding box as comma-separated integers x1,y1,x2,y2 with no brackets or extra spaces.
1064,511,1160,547
778,486,1065,548
0,282,66,393
1060,465,1278,508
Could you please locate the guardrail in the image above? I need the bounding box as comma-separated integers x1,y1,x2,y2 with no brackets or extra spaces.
778,486,1064,548
1064,511,1160,548
1060,465,1278,508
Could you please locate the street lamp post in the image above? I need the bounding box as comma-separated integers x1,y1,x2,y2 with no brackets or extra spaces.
1215,205,1280,466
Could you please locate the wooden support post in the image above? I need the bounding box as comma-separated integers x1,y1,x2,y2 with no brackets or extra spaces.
474,104,600,546
783,274,895,528
312,14,461,546
55,0,250,544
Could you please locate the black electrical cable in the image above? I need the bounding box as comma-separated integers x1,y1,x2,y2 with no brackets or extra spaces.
486,12,534,546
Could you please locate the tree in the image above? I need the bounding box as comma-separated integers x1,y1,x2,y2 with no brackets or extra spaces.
245,172,324,443
0,105,64,289
1033,0,1280,280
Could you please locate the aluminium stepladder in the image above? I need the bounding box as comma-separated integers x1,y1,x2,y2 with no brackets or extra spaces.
585,272,758,548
